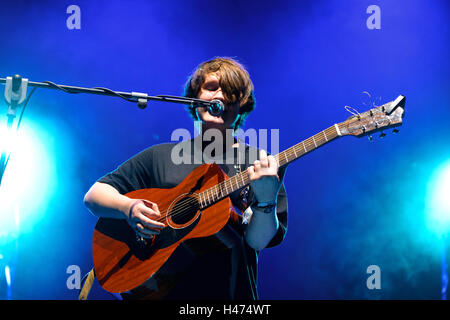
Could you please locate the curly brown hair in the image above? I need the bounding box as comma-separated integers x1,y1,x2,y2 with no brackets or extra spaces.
183,57,256,129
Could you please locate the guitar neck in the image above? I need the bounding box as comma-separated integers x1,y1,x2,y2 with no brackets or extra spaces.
197,123,344,209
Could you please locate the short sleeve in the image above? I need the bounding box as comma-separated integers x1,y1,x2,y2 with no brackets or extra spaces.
97,147,154,194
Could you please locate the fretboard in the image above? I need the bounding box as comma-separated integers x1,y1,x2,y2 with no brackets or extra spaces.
197,123,343,209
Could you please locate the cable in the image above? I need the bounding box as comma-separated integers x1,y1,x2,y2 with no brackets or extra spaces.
92,87,135,103
41,81,136,103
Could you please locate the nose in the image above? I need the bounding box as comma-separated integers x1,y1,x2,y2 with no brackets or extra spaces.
212,88,225,101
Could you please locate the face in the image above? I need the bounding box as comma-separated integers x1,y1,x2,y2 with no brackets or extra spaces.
196,73,240,131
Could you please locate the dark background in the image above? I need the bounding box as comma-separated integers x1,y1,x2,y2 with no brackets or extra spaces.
0,0,449,299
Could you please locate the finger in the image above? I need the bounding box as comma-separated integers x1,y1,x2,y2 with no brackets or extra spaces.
138,222,162,234
142,200,160,215
247,166,256,180
259,150,268,167
267,155,279,171
138,204,162,220
253,160,261,172
136,223,158,238
137,213,166,229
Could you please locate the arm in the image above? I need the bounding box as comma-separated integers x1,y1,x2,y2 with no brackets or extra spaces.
244,206,279,251
84,182,165,238
84,182,134,219
244,150,283,251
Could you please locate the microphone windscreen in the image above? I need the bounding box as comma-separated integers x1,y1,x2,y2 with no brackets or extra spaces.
209,99,224,116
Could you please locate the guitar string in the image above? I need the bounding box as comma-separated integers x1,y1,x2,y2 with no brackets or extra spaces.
153,126,339,224
153,126,341,224
156,126,339,224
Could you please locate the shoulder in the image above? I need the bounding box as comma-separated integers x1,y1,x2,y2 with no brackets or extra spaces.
133,141,179,159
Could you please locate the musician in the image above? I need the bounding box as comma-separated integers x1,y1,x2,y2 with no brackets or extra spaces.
84,57,288,300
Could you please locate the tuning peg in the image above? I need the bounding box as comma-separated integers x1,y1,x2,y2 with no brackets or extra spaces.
392,129,399,134
379,132,386,138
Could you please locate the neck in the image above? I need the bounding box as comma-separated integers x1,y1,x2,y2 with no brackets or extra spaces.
196,124,237,152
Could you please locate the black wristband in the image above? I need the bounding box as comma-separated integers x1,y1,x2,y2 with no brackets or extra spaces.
252,201,276,213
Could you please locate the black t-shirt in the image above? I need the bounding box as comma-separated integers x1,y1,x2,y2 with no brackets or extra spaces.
97,138,288,300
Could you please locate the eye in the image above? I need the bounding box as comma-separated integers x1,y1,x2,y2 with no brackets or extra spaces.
203,81,219,91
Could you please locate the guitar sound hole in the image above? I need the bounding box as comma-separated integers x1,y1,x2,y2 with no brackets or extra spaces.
170,196,200,225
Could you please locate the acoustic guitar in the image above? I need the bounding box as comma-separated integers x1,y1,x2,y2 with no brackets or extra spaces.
92,95,406,294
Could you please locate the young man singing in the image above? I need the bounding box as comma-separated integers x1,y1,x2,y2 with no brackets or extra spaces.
84,57,288,300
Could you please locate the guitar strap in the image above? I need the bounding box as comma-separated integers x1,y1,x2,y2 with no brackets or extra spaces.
234,142,251,210
78,268,95,300
234,142,258,299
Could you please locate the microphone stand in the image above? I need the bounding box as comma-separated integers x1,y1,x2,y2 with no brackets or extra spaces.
0,75,29,187
0,74,221,299
0,75,218,186
0,76,216,108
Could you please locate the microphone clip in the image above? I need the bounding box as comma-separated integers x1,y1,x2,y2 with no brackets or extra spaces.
4,75,28,118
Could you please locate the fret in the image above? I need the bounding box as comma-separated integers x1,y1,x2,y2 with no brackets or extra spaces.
216,185,221,198
312,136,317,148
284,151,289,164
212,187,218,201
198,193,204,207
231,177,237,190
218,185,223,198
303,142,307,153
323,130,328,142
227,180,233,194
293,146,298,157
334,123,342,136
206,189,210,204
240,173,245,186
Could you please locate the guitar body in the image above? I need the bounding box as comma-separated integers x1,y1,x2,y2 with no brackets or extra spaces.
92,163,235,293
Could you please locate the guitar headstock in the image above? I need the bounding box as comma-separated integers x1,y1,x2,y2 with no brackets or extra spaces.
339,95,405,138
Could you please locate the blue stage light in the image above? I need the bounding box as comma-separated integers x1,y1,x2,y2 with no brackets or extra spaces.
426,161,450,237
0,120,56,235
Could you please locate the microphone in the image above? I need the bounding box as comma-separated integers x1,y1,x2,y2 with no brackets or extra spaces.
207,99,224,117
